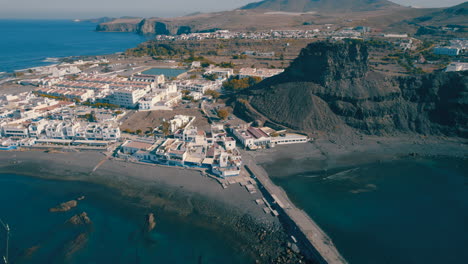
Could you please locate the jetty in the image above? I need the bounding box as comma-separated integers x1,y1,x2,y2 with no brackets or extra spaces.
243,152,347,264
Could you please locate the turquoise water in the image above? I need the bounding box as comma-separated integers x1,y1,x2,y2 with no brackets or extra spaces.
0,174,253,263
0,20,149,73
142,68,187,77
264,158,468,264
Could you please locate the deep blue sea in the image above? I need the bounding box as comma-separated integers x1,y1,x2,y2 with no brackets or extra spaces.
0,20,149,73
0,174,252,263
264,157,468,264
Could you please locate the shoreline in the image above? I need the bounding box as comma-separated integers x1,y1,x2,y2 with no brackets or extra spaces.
0,134,465,263
0,150,305,263
251,134,467,177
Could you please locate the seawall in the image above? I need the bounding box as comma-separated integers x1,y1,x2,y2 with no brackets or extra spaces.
243,152,347,264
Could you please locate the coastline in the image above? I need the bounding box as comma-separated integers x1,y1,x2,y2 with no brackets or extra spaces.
0,150,305,263
251,134,467,176
251,134,467,264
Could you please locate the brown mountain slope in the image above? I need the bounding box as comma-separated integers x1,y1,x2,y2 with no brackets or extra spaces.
234,41,468,137
240,0,400,12
411,1,468,27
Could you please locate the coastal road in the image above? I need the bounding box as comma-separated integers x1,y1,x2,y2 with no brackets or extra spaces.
242,150,347,264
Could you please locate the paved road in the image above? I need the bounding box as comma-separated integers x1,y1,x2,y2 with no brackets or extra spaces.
242,150,347,264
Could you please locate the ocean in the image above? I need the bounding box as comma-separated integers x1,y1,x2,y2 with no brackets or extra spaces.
0,20,149,73
0,173,253,263
263,157,468,264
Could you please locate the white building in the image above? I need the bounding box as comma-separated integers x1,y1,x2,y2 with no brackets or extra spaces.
238,68,284,79
176,79,221,93
233,125,308,149
2,124,29,137
205,67,234,78
28,119,48,138
233,126,271,149
138,83,179,111
109,88,148,108
77,122,121,141
169,115,194,133
445,62,468,72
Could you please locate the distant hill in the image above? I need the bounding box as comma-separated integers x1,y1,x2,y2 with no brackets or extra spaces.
240,0,401,12
96,0,433,35
387,2,468,36
411,1,467,27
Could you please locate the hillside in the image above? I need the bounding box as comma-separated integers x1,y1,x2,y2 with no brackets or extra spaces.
388,2,468,37
411,1,468,27
240,0,400,12
96,0,432,35
234,41,468,137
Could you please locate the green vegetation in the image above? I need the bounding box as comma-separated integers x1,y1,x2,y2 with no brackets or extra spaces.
84,112,97,122
223,76,262,91
161,121,170,136
122,128,135,134
204,89,220,99
217,108,230,120
184,54,215,65
35,92,67,101
217,62,235,68
232,54,247,60
82,101,120,109
364,39,392,49
14,72,25,78
203,73,218,81
126,42,190,57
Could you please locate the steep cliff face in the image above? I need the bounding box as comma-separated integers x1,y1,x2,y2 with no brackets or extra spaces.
95,20,141,32
237,41,468,137
137,19,171,35
95,23,139,32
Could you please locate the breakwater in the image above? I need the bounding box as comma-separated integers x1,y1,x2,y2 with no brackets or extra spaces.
243,152,347,264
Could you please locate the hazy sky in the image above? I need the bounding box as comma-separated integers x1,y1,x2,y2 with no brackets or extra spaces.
0,0,465,19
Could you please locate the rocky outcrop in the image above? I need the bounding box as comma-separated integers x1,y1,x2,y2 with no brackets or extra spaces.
67,212,92,226
97,18,192,35
145,213,156,231
137,19,170,35
95,21,141,32
49,200,78,212
236,40,468,137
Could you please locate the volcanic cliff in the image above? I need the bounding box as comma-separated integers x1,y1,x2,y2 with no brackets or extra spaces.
234,41,468,137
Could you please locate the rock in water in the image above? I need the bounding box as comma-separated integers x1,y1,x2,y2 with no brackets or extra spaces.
67,212,92,226
64,233,89,259
146,213,156,231
49,200,78,212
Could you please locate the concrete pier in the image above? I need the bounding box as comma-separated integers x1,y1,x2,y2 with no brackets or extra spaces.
243,152,347,264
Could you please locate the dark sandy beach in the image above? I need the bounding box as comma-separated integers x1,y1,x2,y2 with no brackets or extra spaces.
251,134,467,176
0,150,305,263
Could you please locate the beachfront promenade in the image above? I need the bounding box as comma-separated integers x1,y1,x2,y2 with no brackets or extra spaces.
242,151,347,264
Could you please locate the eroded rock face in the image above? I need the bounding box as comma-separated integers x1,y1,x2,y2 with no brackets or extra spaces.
238,41,468,137
137,19,171,35
49,200,78,212
145,213,156,232
67,212,92,226
95,22,140,32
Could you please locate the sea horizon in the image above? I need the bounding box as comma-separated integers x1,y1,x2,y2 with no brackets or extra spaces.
0,19,149,73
